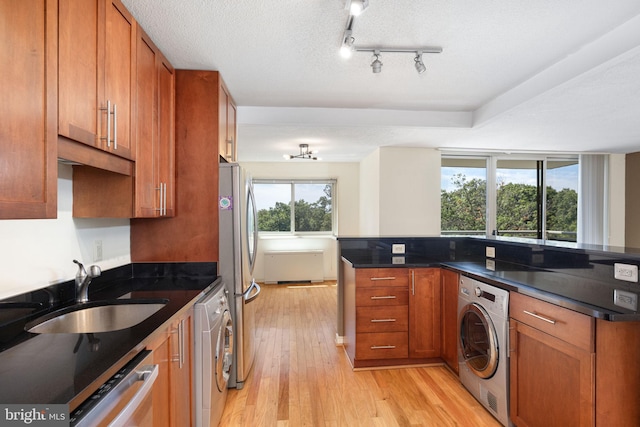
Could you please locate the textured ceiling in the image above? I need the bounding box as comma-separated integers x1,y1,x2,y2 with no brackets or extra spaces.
122,0,640,162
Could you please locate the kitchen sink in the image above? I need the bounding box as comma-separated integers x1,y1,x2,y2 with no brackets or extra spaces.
24,299,168,334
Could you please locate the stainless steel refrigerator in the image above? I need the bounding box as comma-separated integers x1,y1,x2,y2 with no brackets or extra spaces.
218,162,261,389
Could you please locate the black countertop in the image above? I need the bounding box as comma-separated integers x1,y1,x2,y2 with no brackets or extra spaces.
341,252,640,322
0,263,217,410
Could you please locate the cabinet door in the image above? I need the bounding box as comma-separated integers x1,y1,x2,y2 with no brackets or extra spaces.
0,0,57,219
170,313,192,427
218,84,231,161
227,97,237,162
408,268,442,358
104,0,135,159
440,269,459,373
158,56,175,217
509,319,594,427
150,333,171,427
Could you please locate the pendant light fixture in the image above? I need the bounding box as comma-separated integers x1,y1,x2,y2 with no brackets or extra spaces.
283,144,320,160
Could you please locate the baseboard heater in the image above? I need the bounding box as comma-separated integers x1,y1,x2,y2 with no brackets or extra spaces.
263,250,324,284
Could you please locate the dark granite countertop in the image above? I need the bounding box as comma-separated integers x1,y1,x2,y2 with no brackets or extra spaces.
0,263,217,410
341,251,640,322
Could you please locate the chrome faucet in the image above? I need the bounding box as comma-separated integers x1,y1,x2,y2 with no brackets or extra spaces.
73,259,101,303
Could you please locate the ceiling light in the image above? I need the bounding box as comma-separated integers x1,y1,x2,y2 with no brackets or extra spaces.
414,52,426,74
349,0,369,16
371,51,382,73
340,31,355,58
284,144,320,160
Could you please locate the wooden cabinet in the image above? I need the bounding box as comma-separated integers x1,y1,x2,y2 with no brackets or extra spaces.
148,309,193,427
58,0,136,160
440,269,459,374
509,292,595,427
218,82,237,162
133,27,175,218
0,0,57,219
131,71,231,262
408,268,441,358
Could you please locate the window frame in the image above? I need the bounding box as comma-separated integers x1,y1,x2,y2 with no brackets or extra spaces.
252,178,337,236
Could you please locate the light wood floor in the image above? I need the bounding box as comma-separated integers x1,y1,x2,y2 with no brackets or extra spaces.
220,282,502,426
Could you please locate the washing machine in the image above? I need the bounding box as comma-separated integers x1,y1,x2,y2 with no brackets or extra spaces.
458,275,513,427
194,279,234,427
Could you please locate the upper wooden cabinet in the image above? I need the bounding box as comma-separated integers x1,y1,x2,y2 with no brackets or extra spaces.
218,81,237,162
133,28,175,218
58,0,136,160
0,0,58,219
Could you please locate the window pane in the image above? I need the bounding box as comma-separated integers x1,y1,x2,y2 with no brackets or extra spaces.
441,158,487,236
255,183,291,231
294,183,332,232
496,160,539,239
546,160,578,242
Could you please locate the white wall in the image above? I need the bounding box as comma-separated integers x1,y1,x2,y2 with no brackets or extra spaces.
241,161,359,282
0,164,131,299
359,147,441,236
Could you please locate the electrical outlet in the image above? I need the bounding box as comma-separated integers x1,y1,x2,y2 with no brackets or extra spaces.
613,289,638,311
392,244,405,254
486,246,496,258
392,256,406,265
614,263,638,282
94,240,103,262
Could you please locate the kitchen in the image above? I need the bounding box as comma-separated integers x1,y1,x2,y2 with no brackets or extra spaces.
2,0,640,426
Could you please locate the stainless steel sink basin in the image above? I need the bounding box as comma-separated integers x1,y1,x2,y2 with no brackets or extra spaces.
25,299,168,334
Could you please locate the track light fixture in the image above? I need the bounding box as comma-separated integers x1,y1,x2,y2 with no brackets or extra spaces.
339,1,442,74
283,144,320,161
414,52,426,74
371,51,382,73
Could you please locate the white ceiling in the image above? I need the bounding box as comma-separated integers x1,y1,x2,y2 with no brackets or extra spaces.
121,0,640,162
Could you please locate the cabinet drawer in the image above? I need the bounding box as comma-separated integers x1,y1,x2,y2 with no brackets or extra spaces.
356,306,408,333
356,268,409,288
510,292,594,352
356,287,409,307
356,332,408,360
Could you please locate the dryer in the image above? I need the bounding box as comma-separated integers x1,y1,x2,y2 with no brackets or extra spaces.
458,275,513,427
194,279,234,427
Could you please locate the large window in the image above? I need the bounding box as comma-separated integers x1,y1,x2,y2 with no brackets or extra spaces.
441,156,578,242
253,179,336,234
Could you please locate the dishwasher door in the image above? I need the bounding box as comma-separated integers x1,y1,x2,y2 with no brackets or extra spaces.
70,350,158,427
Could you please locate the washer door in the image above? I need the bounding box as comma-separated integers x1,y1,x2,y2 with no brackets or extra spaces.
216,309,234,392
459,303,499,379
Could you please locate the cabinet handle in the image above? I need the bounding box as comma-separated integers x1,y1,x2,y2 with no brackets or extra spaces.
99,100,111,147
171,319,185,368
370,318,396,323
371,345,396,350
411,270,415,295
523,310,557,325
370,277,396,281
370,295,396,300
163,183,167,216
112,103,117,150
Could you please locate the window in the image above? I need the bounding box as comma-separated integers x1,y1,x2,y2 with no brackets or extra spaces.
253,179,336,234
441,155,578,242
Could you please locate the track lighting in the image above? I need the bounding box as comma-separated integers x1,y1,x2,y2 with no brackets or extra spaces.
414,52,426,74
283,144,320,160
348,0,369,16
340,30,355,58
371,51,382,74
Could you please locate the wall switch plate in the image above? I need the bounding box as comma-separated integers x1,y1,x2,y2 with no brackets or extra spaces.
486,246,496,258
614,289,638,311
392,256,406,265
93,240,103,262
614,263,638,282
392,244,405,254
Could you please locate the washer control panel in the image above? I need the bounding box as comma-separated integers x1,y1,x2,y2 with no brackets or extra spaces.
459,276,509,318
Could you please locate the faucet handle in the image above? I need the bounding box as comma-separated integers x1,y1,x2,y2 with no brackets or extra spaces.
88,265,101,278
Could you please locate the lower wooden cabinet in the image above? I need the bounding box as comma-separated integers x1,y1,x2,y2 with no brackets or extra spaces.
148,309,193,427
440,269,459,374
408,268,441,358
509,292,595,427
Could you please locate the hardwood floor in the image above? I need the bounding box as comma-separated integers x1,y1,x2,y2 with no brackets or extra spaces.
220,282,502,426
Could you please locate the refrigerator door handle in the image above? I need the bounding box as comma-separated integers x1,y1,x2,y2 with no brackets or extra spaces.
241,280,261,304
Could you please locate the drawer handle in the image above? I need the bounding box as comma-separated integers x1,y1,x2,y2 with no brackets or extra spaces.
370,318,396,323
370,295,396,300
371,345,396,349
523,310,557,325
370,277,396,281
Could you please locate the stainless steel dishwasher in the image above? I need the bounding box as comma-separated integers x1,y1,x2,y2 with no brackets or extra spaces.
194,279,234,427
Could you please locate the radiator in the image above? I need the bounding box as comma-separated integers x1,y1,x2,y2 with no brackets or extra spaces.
263,250,324,284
